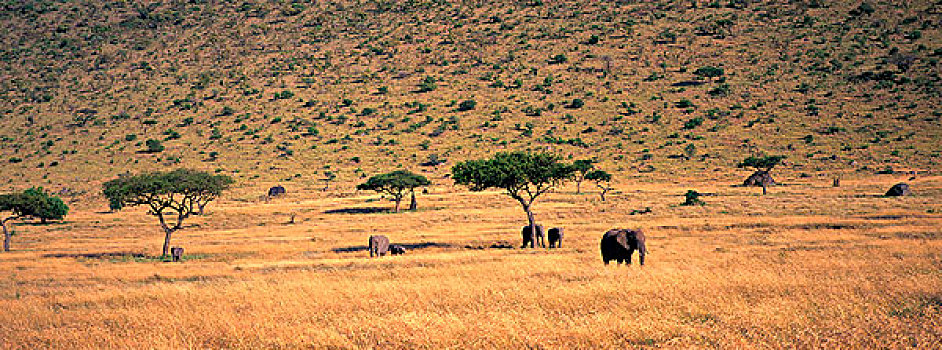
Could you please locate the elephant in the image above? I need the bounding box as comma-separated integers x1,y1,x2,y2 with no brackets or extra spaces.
268,185,286,197
548,227,563,248
521,225,545,248
600,229,646,266
390,245,406,255
369,235,390,257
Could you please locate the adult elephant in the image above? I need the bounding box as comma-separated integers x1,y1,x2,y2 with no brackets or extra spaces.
369,235,390,257
521,224,545,248
600,229,646,266
547,227,564,248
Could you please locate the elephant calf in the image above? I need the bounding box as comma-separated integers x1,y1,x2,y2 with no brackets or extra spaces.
390,245,406,255
369,235,390,257
521,225,545,248
600,229,646,266
548,227,563,248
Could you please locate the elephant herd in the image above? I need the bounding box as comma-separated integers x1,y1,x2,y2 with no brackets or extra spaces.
368,226,647,266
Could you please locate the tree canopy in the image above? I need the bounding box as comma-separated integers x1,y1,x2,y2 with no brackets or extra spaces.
452,152,574,245
694,66,725,79
103,169,233,256
572,159,596,194
357,170,431,212
585,169,613,201
0,187,69,251
738,155,786,172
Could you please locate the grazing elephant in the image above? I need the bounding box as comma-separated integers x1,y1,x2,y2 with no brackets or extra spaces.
369,235,390,257
521,225,545,248
268,185,286,197
600,229,646,266
548,227,564,248
389,245,406,255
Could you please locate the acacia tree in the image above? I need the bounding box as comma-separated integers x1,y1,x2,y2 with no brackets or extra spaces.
357,170,431,212
572,159,596,194
103,169,233,257
738,155,785,186
452,152,574,244
322,171,337,191
585,170,613,201
0,187,69,251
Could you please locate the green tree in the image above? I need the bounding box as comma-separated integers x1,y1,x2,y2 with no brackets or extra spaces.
357,170,431,212
418,76,437,92
738,155,786,187
145,139,164,153
585,170,613,201
103,169,233,257
322,171,337,191
694,66,724,80
738,155,785,172
452,152,574,244
572,159,596,194
0,187,69,251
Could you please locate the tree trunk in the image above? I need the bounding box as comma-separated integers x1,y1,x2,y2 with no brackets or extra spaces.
600,188,608,201
2,221,10,252
409,191,417,211
576,180,582,194
523,202,537,248
393,198,401,212
197,202,206,215
162,228,173,257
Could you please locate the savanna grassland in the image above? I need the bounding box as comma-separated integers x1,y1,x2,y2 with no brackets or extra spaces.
1,175,941,348
1,0,941,348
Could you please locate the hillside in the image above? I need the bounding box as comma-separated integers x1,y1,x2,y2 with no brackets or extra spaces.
1,0,940,197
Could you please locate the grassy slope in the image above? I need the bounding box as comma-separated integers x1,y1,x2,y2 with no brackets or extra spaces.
0,0,939,199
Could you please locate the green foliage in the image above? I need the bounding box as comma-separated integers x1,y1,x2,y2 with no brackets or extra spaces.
357,170,431,212
567,99,585,109
738,155,785,171
682,190,705,206
457,100,477,111
145,139,164,153
585,169,611,182
683,117,704,129
418,76,437,92
694,66,724,79
103,169,233,212
453,152,574,203
549,54,568,64
0,187,69,222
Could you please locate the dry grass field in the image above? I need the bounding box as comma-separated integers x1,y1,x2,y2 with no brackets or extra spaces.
1,174,940,348
1,0,940,348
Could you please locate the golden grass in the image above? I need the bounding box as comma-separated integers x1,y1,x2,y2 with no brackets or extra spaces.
1,175,941,348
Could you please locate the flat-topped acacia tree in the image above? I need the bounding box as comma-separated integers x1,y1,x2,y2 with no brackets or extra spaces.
738,155,785,187
357,170,431,212
572,159,596,194
0,187,69,252
585,169,613,201
452,152,574,244
103,169,233,257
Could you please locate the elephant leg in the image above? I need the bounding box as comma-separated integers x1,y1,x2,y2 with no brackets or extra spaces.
639,243,646,266
627,249,634,265
603,258,610,265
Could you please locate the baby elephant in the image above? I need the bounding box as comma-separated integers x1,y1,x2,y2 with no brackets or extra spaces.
600,229,646,266
547,227,564,248
369,235,390,257
389,245,406,255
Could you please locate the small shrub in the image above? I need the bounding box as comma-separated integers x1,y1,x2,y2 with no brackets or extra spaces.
457,100,477,111
145,139,165,153
682,190,705,206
